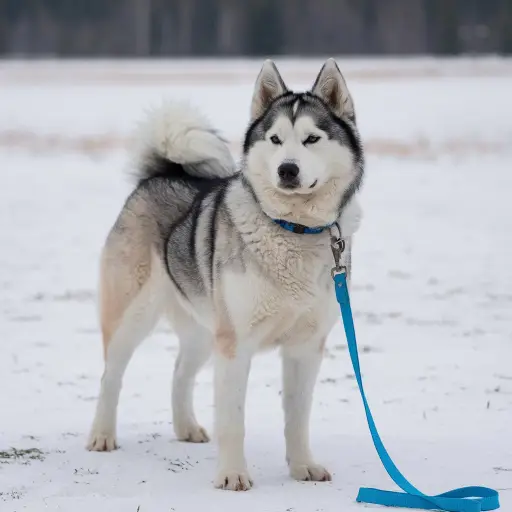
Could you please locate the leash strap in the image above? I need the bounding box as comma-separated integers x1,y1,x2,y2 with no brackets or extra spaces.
333,271,500,512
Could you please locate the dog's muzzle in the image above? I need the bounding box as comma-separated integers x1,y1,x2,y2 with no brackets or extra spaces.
277,162,300,189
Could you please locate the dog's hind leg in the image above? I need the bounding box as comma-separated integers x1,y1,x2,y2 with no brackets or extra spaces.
87,238,164,452
167,301,212,443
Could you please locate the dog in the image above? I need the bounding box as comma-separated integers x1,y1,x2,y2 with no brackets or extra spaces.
86,58,364,491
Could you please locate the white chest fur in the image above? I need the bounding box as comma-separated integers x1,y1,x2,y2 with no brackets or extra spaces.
221,232,343,350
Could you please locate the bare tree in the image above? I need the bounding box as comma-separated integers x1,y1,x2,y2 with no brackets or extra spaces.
133,0,151,56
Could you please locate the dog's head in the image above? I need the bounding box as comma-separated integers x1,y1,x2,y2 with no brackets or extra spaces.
242,59,364,226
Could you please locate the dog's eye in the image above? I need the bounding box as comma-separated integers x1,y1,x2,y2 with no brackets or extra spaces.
270,135,282,145
303,134,320,145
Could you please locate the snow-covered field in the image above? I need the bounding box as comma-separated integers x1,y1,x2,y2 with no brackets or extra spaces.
1,58,511,512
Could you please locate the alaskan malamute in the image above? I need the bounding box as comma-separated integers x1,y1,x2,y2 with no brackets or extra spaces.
87,58,364,491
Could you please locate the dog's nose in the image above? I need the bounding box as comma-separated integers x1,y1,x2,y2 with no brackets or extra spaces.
278,162,300,187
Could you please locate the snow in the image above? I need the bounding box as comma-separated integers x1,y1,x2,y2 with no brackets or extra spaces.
1,59,511,512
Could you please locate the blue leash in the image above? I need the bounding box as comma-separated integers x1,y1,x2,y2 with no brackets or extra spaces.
329,232,500,512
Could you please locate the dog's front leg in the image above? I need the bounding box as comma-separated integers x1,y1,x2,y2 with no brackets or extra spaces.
282,342,332,482
213,334,254,491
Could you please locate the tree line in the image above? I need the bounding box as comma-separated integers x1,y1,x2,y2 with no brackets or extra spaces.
1,0,511,57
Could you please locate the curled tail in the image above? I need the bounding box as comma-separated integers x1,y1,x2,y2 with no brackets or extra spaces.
132,100,236,185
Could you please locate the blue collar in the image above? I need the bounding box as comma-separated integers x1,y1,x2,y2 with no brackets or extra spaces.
272,218,334,235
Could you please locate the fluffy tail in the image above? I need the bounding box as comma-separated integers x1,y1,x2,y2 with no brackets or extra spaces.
132,100,236,184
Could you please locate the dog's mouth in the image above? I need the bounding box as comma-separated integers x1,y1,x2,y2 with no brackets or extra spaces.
276,179,319,196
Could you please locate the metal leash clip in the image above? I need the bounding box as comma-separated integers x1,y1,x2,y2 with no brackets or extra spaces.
329,221,346,278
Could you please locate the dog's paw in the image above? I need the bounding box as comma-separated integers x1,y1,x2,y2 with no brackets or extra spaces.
86,431,118,452
175,423,210,443
289,462,332,482
214,468,253,491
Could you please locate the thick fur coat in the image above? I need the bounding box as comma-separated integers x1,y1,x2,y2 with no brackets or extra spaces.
87,59,364,491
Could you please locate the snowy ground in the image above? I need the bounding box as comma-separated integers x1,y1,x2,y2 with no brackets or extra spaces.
0,58,511,512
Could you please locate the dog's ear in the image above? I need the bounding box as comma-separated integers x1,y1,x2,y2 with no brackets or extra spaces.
312,58,355,120
251,60,288,120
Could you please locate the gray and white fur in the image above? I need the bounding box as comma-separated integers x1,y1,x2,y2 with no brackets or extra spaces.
87,59,364,491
